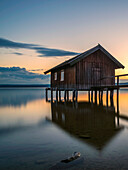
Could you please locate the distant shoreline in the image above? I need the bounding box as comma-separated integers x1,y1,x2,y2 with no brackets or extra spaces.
0,84,50,88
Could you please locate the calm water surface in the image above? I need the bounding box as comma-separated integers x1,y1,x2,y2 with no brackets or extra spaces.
0,88,128,169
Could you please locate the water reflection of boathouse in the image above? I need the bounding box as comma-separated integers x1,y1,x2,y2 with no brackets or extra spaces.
51,102,122,150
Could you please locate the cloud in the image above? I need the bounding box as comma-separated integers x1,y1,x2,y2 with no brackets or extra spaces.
34,47,78,57
0,38,79,57
0,66,50,84
0,38,37,49
12,52,23,55
29,69,44,71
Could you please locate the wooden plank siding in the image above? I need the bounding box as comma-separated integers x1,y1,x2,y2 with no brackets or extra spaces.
75,50,115,89
51,50,116,89
51,66,76,88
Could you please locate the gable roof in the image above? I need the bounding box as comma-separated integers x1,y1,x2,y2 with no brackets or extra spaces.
44,44,124,74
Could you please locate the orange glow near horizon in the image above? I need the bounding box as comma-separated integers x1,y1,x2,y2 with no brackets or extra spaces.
0,44,128,78
78,90,128,116
0,98,51,127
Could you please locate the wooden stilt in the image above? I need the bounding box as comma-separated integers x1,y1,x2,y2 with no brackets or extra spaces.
51,89,53,103
64,90,66,102
67,91,69,101
56,89,58,102
99,90,101,104
100,90,103,105
106,89,108,107
46,89,48,101
117,76,119,126
88,91,90,102
59,90,61,102
117,88,119,112
76,90,78,102
91,90,93,103
95,90,97,104
110,90,114,106
73,90,75,102
117,88,119,126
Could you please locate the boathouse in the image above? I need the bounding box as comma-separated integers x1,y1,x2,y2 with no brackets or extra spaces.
44,44,124,89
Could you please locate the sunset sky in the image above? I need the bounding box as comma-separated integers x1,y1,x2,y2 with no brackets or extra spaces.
0,0,128,84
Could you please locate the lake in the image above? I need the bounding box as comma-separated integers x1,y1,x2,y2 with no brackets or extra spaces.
0,88,128,169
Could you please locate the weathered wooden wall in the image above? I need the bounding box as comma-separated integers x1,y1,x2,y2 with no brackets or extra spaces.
51,50,116,89
76,50,115,89
51,66,76,88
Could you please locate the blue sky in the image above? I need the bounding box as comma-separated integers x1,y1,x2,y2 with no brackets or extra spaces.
0,0,128,84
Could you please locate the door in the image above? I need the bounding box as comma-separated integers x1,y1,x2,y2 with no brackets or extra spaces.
87,62,102,87
91,67,102,86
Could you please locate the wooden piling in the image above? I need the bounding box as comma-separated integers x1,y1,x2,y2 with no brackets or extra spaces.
106,89,108,107
56,89,58,102
117,87,119,126
46,88,48,101
76,90,78,102
117,76,120,126
95,90,97,104
64,90,67,102
100,90,103,104
73,90,75,102
51,89,53,103
117,76,119,86
67,91,69,101
110,90,114,106
117,88,119,113
88,91,90,102
99,90,101,104
59,90,61,102
91,90,93,103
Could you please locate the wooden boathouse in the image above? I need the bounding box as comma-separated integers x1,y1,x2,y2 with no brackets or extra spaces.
44,44,127,106
44,44,124,89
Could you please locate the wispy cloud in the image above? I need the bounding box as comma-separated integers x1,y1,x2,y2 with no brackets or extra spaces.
0,38,38,49
0,67,50,84
0,38,79,57
29,69,44,71
12,52,24,55
34,47,79,57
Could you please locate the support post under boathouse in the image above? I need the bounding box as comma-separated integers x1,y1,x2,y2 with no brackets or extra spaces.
44,44,128,110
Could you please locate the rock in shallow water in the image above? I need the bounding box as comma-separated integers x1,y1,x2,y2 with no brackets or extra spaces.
50,152,84,170
61,152,81,163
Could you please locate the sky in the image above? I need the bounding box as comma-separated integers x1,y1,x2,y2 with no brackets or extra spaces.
0,0,128,84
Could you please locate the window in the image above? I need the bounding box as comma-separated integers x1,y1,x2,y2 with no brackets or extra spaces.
61,70,64,81
54,72,57,80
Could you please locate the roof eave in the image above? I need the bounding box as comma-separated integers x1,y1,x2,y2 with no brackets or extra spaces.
99,47,125,69
70,46,99,66
44,44,125,74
